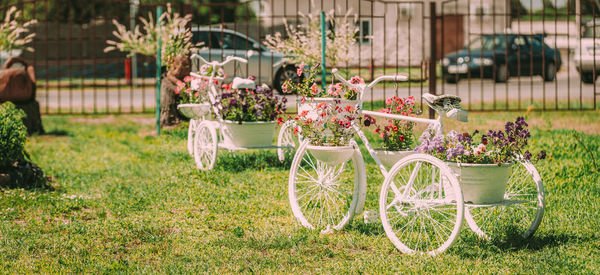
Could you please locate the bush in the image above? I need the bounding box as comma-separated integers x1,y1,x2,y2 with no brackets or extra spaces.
0,102,28,167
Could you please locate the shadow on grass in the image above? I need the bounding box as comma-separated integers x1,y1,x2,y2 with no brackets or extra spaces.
43,129,71,136
216,150,292,172
0,161,55,190
454,229,590,259
346,221,386,236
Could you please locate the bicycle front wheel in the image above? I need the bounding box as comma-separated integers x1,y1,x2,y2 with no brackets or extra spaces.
288,140,366,233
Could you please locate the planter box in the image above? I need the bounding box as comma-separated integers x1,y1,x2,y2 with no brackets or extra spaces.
373,150,414,169
446,162,513,204
297,98,359,120
307,144,354,165
177,103,211,119
221,120,276,148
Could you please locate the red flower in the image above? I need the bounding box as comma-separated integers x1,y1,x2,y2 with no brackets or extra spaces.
184,76,192,83
344,105,355,112
317,102,328,109
298,110,309,117
293,127,299,135
277,117,284,125
399,135,405,141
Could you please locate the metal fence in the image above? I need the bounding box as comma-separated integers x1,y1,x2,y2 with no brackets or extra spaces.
2,0,598,114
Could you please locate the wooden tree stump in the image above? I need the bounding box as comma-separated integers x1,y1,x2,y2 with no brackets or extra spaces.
0,57,44,135
160,54,191,127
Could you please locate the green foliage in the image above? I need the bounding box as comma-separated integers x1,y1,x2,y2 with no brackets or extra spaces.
0,102,27,167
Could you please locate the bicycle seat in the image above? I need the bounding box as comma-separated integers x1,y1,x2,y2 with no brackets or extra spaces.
422,93,462,109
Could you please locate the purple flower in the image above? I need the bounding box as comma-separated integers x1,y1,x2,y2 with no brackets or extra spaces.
537,151,547,160
524,151,532,161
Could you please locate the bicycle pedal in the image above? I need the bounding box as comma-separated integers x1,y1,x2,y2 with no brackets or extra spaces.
363,210,380,224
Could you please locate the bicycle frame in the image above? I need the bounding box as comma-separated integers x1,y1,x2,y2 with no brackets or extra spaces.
330,69,445,177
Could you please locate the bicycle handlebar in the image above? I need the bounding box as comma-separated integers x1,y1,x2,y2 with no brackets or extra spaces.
191,54,248,67
331,68,409,89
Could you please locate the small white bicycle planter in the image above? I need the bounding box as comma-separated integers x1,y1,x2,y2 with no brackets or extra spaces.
287,69,545,255
181,54,294,170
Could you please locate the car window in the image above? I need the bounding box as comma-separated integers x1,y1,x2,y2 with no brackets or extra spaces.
528,36,542,50
216,32,250,50
583,25,600,38
467,36,506,51
514,36,529,50
192,31,220,49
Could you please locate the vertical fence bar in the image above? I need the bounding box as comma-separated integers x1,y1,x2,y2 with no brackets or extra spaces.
156,6,163,136
320,11,326,90
429,1,436,119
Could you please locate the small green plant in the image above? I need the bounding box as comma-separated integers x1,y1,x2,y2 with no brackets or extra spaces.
0,102,28,167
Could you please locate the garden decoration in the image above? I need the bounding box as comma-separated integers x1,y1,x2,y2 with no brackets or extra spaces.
275,63,364,162
366,95,418,168
183,54,291,170
287,69,546,255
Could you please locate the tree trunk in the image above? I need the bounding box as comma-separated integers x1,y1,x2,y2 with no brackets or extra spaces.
14,100,44,135
159,77,184,127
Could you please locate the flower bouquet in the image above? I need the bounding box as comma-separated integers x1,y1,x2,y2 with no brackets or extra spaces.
215,81,287,148
176,75,212,119
292,100,359,164
366,96,419,168
281,64,364,119
415,117,547,203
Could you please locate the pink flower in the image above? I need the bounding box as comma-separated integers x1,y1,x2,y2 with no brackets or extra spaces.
186,88,191,94
184,76,192,83
297,63,304,76
311,83,319,95
350,75,364,84
282,82,291,93
344,105,355,112
194,92,199,97
386,98,393,106
174,86,180,95
177,80,185,88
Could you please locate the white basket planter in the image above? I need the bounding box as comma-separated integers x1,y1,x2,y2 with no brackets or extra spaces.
297,98,359,120
446,162,513,204
307,144,354,165
221,120,276,148
374,150,415,169
177,103,211,119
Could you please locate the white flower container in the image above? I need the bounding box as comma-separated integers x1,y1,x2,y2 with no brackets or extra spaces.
177,103,211,119
307,144,354,165
374,150,415,169
297,98,359,120
221,120,276,148
446,162,513,204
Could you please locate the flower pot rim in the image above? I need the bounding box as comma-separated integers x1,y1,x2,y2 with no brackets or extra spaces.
306,144,354,150
296,97,359,103
446,162,514,167
177,103,210,107
222,120,276,125
373,148,415,153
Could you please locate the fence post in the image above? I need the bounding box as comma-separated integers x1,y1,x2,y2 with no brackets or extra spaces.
156,6,163,136
429,2,437,119
321,11,327,90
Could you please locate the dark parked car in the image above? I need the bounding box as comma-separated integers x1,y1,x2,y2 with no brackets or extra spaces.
442,34,562,83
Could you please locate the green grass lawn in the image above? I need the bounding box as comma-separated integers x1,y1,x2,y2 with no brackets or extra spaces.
1,110,599,272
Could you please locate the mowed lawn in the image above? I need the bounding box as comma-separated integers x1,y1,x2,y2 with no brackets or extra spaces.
1,110,599,273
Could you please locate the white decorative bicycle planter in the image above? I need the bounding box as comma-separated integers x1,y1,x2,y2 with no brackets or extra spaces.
373,150,414,169
287,69,545,255
183,54,295,170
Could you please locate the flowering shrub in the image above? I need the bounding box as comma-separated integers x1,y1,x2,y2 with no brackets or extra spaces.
217,84,286,122
294,101,358,146
264,9,358,67
281,64,363,100
0,6,37,53
366,96,418,151
104,5,196,70
415,117,547,164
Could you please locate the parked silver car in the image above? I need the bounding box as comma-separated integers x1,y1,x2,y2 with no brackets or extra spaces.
574,21,600,83
191,27,298,92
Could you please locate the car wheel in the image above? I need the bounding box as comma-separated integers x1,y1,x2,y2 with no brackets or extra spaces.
444,74,459,83
274,65,301,94
581,71,597,84
495,64,508,83
543,62,556,82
